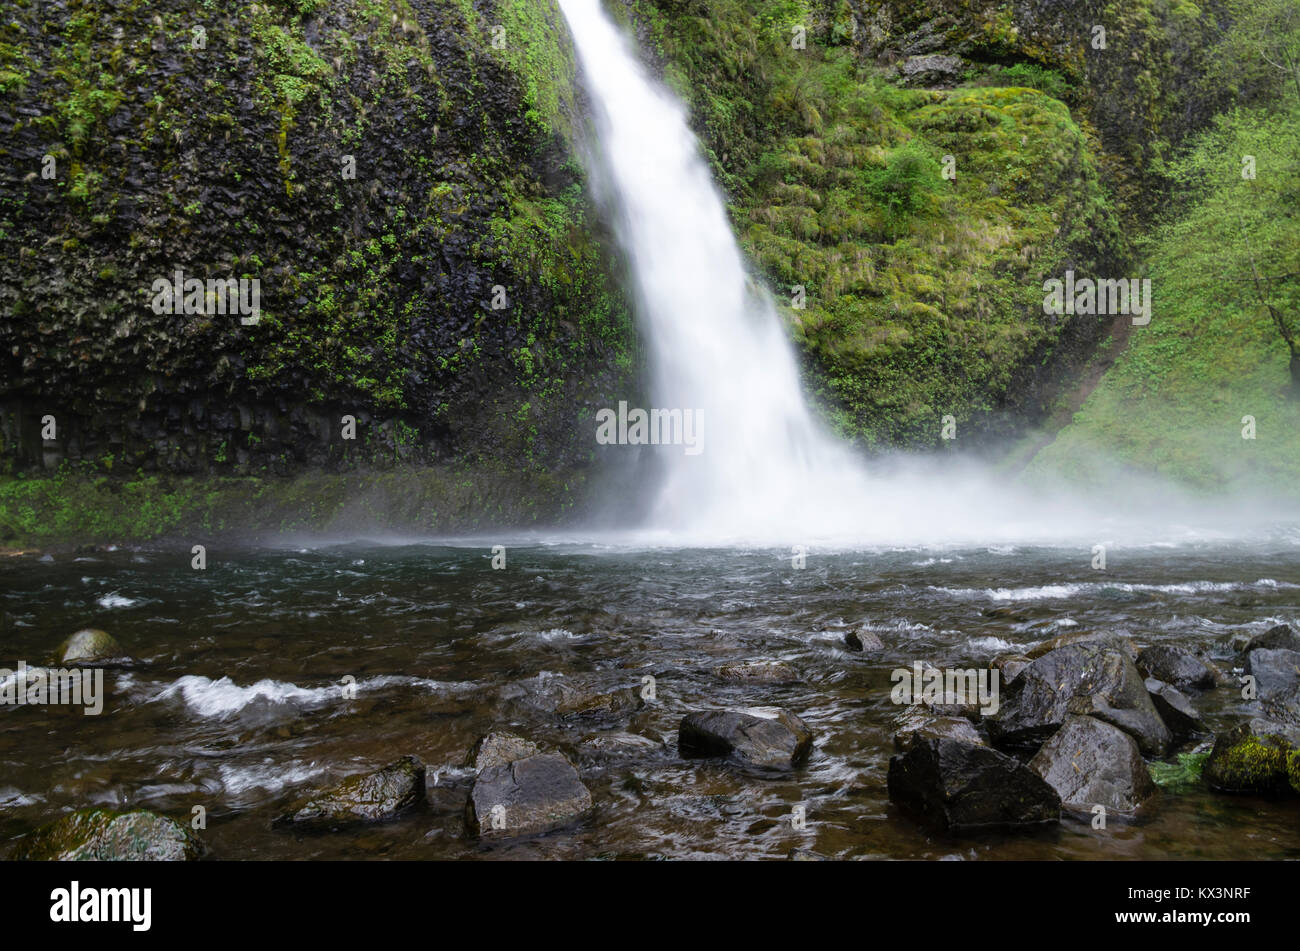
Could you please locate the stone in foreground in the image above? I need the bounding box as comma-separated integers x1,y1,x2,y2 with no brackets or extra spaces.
887,735,1060,832
679,707,813,769
1137,645,1218,690
466,752,593,837
13,808,204,861
990,645,1170,757
1203,719,1300,795
1028,715,1156,813
274,755,425,830
1144,678,1205,740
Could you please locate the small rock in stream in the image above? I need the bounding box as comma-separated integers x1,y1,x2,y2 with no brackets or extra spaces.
466,751,593,837
13,808,205,860
52,628,133,667
273,755,425,830
679,707,813,769
845,629,884,652
715,661,800,683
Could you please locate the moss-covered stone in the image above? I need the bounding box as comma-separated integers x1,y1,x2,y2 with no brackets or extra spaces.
12,808,205,861
272,755,426,830
53,628,128,666
1203,720,1300,795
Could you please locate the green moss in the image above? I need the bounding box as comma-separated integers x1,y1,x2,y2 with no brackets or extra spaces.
1148,751,1209,791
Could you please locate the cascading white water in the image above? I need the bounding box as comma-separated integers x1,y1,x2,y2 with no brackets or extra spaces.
561,0,874,540
557,0,1284,547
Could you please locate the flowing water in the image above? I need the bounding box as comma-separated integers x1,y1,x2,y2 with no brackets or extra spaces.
2,539,1299,860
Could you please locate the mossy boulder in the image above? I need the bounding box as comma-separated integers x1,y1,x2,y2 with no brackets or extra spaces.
273,755,425,830
1203,720,1300,795
12,808,204,861
52,628,130,666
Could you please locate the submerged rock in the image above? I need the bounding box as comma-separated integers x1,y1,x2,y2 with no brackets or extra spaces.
465,732,540,773
715,661,800,683
1137,645,1218,690
13,809,204,860
1243,648,1300,701
845,629,885,652
990,645,1170,757
1028,715,1156,813
679,707,813,769
52,628,131,667
273,755,425,830
577,731,664,759
1203,720,1300,795
887,735,1060,832
1144,678,1205,740
466,752,592,837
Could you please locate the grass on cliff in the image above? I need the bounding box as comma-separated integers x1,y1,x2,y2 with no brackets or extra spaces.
1026,101,1300,496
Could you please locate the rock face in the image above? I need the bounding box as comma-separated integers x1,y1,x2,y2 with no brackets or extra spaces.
1137,645,1217,690
466,752,593,837
13,809,204,860
1243,648,1300,701
679,708,814,769
990,645,1170,757
715,661,800,683
887,735,1060,831
896,53,965,86
1203,720,1300,794
274,755,425,830
53,628,130,666
1028,715,1157,813
1144,679,1205,741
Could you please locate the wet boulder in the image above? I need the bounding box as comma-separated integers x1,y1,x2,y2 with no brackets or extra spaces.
466,752,592,837
679,707,813,769
1028,715,1157,814
715,661,800,683
13,809,204,860
845,629,885,652
1243,648,1300,701
1137,645,1218,690
1203,719,1300,795
273,755,425,830
52,628,132,667
1144,679,1205,741
887,735,1060,831
989,645,1170,757
500,674,642,719
465,732,540,772
893,708,986,753
991,653,1032,685
1025,630,1138,661
1244,624,1300,655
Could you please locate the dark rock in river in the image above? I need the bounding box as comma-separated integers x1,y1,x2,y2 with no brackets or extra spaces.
989,645,1170,757
466,752,593,837
1243,648,1300,701
13,808,204,860
273,755,425,830
465,732,541,772
1137,645,1218,690
1025,630,1138,661
1203,719,1300,795
1244,624,1300,655
845,629,885,652
1144,679,1205,740
1028,715,1157,813
577,731,664,760
52,628,132,667
715,661,800,683
887,735,1060,831
500,674,642,720
679,707,813,769
893,708,986,753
